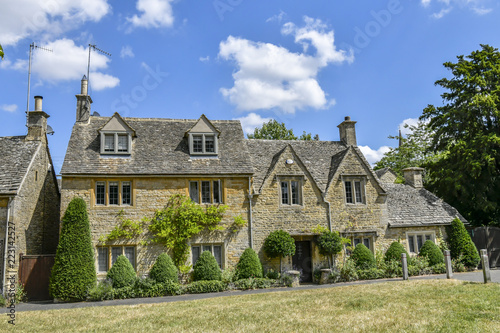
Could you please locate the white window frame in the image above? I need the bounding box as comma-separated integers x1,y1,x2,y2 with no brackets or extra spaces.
100,131,132,154
343,177,366,205
191,243,224,269
278,177,303,206
97,245,136,272
94,180,133,206
406,231,435,254
188,180,223,204
188,133,218,155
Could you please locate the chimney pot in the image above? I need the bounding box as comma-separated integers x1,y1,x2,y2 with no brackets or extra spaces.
345,116,350,121
337,116,357,146
402,167,424,189
81,75,88,95
34,95,43,111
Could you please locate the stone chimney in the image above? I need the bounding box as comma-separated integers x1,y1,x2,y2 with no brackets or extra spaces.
26,96,50,142
76,75,92,122
403,167,424,189
337,116,357,146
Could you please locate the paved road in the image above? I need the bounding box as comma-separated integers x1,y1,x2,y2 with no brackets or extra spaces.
3,269,498,313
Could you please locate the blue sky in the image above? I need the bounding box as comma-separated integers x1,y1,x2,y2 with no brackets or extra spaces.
1,0,499,174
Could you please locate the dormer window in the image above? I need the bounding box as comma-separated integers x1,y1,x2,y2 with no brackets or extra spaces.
98,113,136,156
189,133,217,155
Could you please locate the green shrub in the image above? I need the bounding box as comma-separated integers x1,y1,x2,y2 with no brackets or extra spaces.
0,294,6,307
329,269,341,283
383,260,402,278
233,277,276,290
447,218,480,269
149,253,179,284
265,269,280,280
384,242,409,263
236,248,263,279
357,268,385,280
221,268,236,284
50,197,96,301
193,251,221,281
408,256,432,276
351,244,376,269
186,280,226,293
316,231,343,267
263,230,295,271
113,286,135,299
280,274,294,287
339,259,358,282
107,255,137,288
452,255,467,272
86,280,114,301
419,240,444,266
431,263,446,274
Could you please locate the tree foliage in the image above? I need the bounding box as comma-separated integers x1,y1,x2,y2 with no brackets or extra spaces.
149,253,179,284
447,218,480,269
421,44,500,226
49,197,96,301
0,44,4,60
148,194,227,267
316,230,343,268
374,121,436,182
248,119,318,140
107,255,137,288
263,230,296,272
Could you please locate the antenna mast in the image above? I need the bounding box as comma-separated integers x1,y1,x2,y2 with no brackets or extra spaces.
86,44,111,104
26,42,52,127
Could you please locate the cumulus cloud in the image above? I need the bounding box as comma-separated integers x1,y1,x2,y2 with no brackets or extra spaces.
127,0,175,30
233,113,272,135
219,16,353,114
2,39,119,91
358,145,391,165
0,0,110,46
398,117,431,136
120,45,135,59
0,104,18,113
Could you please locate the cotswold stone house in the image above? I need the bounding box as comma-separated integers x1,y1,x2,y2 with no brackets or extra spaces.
0,96,60,294
61,78,464,282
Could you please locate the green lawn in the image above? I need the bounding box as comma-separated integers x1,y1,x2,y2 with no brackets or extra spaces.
4,279,500,332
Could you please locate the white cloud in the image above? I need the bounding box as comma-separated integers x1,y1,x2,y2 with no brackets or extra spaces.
219,17,353,114
431,7,452,19
0,104,18,113
471,6,492,15
398,117,431,136
233,113,272,135
359,145,391,165
127,0,175,30
120,46,135,59
266,10,286,23
2,39,119,91
422,0,493,17
0,0,110,46
199,56,210,63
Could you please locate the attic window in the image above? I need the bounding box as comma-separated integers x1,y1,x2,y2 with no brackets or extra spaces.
188,133,218,155
100,132,131,154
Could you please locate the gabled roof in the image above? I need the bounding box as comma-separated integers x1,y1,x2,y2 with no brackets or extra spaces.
0,136,40,195
246,139,347,194
385,183,465,227
375,167,397,179
98,112,136,136
61,116,254,175
185,114,221,136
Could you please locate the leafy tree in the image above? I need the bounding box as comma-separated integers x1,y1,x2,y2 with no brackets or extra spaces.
384,241,409,263
316,230,343,268
418,240,444,266
421,44,500,226
49,197,96,301
263,230,296,272
447,218,480,269
149,253,179,283
148,194,227,267
107,255,136,288
193,251,222,281
0,44,4,60
248,119,318,140
235,248,263,279
350,244,376,269
374,121,436,182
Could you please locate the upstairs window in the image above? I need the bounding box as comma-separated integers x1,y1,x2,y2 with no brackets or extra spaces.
189,180,223,204
100,132,131,154
344,178,365,204
188,133,218,155
95,180,133,206
280,178,302,206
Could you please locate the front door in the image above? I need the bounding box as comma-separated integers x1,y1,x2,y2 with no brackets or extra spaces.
292,241,312,282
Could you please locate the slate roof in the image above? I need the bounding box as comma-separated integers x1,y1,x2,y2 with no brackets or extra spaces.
61,116,254,175
0,136,40,195
245,140,348,193
375,167,393,179
385,183,465,227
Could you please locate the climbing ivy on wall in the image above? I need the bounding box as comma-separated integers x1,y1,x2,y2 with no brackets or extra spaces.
98,210,147,243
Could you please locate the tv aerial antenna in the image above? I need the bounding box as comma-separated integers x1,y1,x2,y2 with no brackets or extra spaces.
86,44,111,104
26,42,52,127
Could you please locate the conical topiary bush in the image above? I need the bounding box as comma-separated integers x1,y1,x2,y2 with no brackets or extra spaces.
149,253,179,283
236,248,263,279
419,240,444,266
193,251,221,281
107,255,137,288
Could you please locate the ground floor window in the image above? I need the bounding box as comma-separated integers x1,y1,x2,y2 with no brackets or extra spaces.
407,232,434,254
344,234,374,255
191,244,223,269
97,245,136,272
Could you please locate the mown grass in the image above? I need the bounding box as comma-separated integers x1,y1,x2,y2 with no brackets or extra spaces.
3,279,500,332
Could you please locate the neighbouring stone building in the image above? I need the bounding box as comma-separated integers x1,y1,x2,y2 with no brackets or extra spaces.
0,96,60,294
60,78,465,282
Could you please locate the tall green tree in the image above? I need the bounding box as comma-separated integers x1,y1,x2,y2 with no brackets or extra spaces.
49,197,96,301
421,44,500,226
374,121,436,182
248,119,318,140
0,44,4,60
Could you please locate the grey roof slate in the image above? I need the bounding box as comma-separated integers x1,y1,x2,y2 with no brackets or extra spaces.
385,183,465,227
245,140,347,193
61,117,254,175
0,136,40,195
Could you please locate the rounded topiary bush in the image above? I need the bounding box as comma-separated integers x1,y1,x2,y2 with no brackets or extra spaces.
149,253,179,283
236,248,263,279
107,255,136,288
49,197,96,301
317,231,343,266
384,242,409,263
419,240,444,266
263,230,295,271
351,244,376,269
193,251,221,281
447,218,480,269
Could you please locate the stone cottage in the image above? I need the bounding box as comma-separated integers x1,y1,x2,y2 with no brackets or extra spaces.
0,96,60,295
60,78,464,282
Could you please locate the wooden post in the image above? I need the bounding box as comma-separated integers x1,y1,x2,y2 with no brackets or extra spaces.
480,249,491,283
444,250,453,279
401,253,409,281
